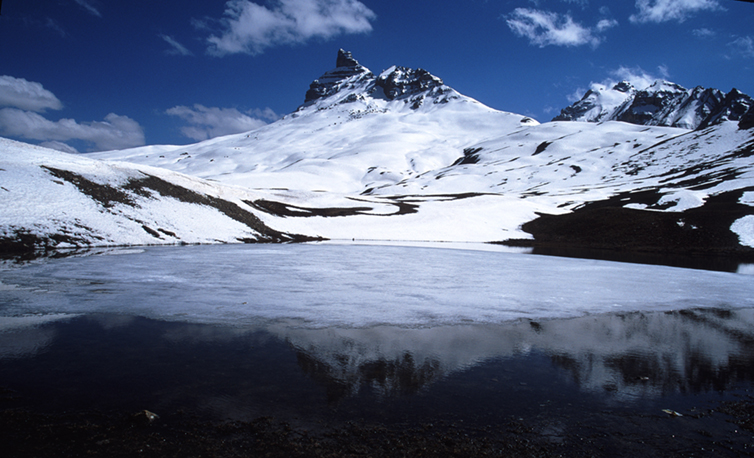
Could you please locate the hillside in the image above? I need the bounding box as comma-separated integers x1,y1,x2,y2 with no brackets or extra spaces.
2,50,753,258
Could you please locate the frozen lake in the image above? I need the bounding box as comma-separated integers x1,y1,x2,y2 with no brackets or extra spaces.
2,244,754,455
2,243,753,328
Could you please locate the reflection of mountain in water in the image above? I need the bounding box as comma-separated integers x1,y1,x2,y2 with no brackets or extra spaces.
295,349,442,403
545,308,754,398
276,308,754,402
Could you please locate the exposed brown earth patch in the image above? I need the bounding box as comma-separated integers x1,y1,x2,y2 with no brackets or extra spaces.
502,188,754,260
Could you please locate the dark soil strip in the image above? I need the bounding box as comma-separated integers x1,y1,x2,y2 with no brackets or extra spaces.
42,166,136,208
247,199,375,218
1,169,323,256
501,188,754,260
247,198,420,217
0,228,98,258
123,175,308,242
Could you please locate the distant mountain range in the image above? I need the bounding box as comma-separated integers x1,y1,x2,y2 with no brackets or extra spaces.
1,50,753,260
553,79,754,130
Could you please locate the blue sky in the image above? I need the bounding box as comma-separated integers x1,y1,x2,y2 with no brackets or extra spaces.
1,0,753,152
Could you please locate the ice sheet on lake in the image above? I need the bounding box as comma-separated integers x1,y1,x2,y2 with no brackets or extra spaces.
1,244,753,328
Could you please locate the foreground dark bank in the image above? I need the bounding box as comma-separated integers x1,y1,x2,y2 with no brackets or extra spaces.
2,309,754,458
2,402,753,458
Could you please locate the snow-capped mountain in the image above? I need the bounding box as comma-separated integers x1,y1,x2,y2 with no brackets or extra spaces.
554,80,754,130
90,50,535,194
2,50,754,256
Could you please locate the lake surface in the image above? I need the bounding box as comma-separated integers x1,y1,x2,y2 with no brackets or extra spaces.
2,243,754,455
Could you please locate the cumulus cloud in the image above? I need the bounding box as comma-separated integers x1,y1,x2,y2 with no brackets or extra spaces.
629,0,722,24
567,66,666,103
166,104,279,141
0,75,145,151
506,8,616,48
160,35,193,56
0,109,145,151
206,0,376,56
40,141,81,154
608,66,667,89
0,76,63,112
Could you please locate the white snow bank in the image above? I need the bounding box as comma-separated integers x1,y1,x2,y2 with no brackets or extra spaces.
732,215,754,248
741,192,754,206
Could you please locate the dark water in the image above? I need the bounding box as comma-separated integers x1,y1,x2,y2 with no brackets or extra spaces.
2,308,753,433
1,244,754,455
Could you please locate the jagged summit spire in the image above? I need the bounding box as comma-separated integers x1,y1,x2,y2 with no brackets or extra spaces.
303,50,372,104
336,49,359,68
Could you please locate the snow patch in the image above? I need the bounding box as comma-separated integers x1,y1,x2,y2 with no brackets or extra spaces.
656,190,705,211
731,215,754,248
741,192,754,206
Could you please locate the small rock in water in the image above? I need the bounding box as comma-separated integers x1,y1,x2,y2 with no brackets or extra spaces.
133,410,160,425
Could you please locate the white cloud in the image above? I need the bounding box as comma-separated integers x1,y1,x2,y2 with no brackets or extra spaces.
728,36,754,59
206,0,376,56
596,18,619,32
0,76,63,112
73,0,102,17
0,108,145,151
0,75,144,151
160,35,193,56
629,0,722,24
40,141,80,154
568,66,667,104
692,27,716,38
608,66,666,90
506,8,616,48
166,104,279,141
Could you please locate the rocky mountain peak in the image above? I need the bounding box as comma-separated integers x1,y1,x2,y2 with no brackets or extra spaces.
301,50,457,109
613,81,634,93
554,79,754,130
336,48,360,68
375,66,446,101
303,50,373,104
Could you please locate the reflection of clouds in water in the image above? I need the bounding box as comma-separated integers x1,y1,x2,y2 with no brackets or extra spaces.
0,314,75,359
270,308,754,401
161,323,264,344
86,314,137,329
738,264,754,275
532,309,754,400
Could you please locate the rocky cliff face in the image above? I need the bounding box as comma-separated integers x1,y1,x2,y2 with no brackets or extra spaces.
301,49,458,109
303,49,374,104
554,80,754,130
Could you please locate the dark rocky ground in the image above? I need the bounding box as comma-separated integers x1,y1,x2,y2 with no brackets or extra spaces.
500,188,754,265
2,389,754,458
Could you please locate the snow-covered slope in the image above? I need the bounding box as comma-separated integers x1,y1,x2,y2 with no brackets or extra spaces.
91,50,536,194
0,138,315,253
3,50,754,255
554,80,754,130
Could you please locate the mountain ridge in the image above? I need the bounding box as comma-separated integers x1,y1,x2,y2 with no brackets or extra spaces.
301,49,466,111
554,79,754,130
